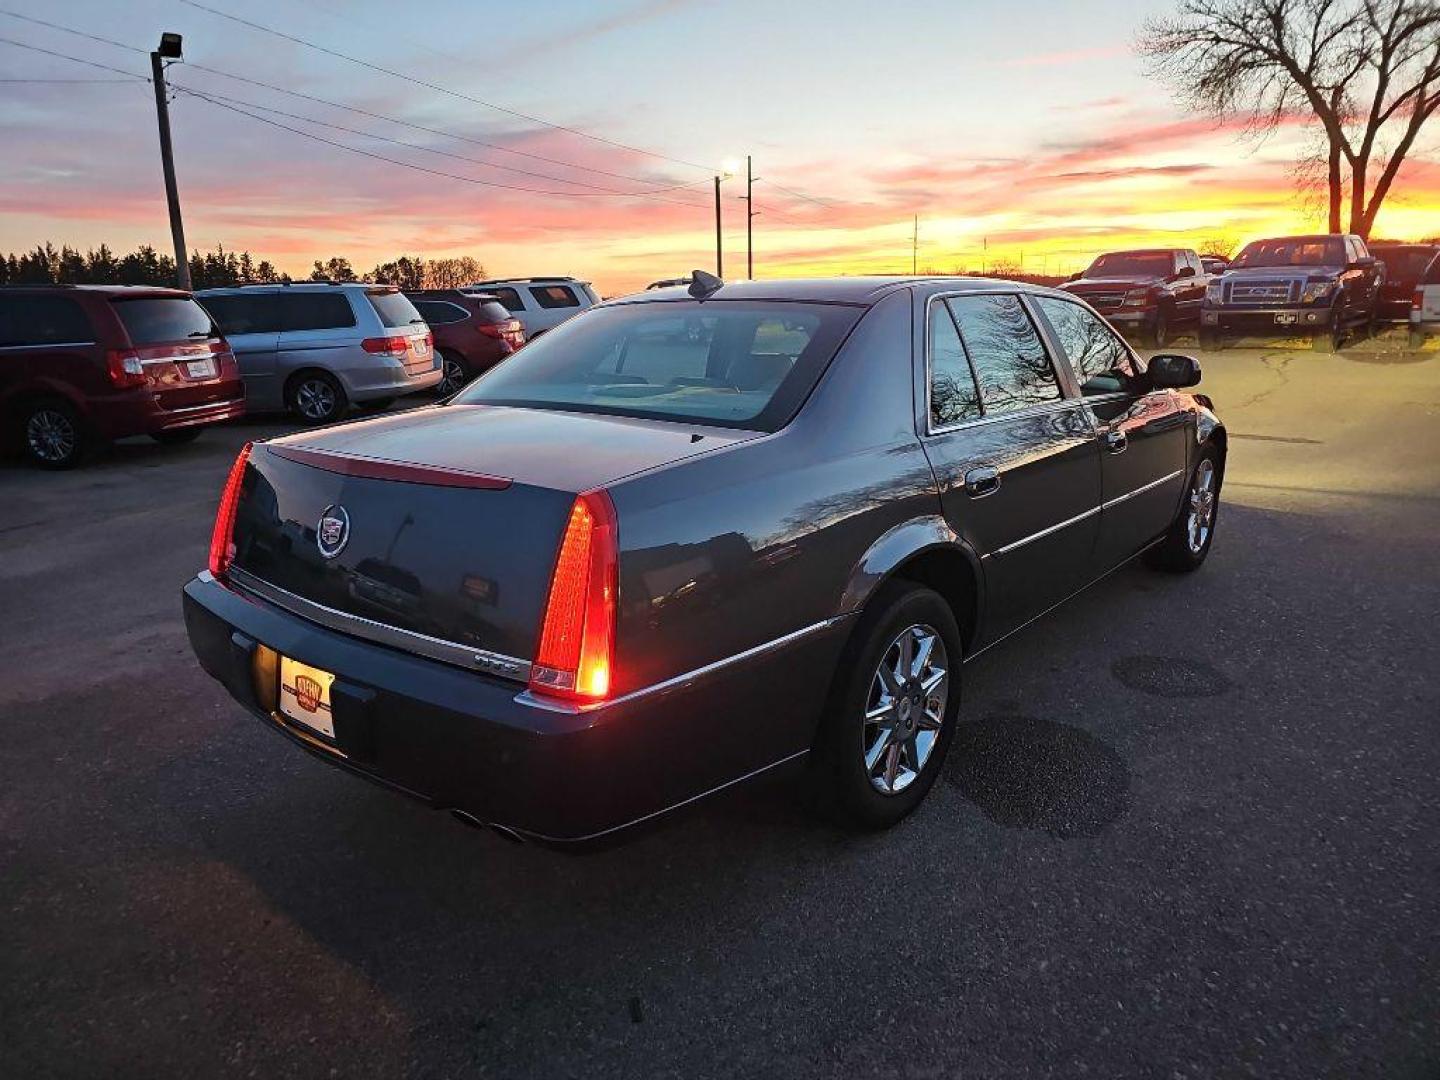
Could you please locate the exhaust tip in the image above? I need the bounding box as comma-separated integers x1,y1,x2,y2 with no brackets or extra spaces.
449,808,526,844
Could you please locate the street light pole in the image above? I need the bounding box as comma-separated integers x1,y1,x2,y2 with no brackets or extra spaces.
713,175,723,278
746,155,754,280
149,33,190,291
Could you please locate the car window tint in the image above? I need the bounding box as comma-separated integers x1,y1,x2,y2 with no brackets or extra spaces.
200,294,285,335
280,293,356,332
490,287,524,311
1033,296,1135,395
928,301,980,427
529,285,579,309
414,300,469,325
111,297,216,344
0,295,93,346
945,294,1061,415
368,290,424,329
478,301,512,322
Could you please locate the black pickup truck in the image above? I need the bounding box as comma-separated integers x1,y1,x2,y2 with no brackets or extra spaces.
1059,248,1208,347
1200,234,1383,351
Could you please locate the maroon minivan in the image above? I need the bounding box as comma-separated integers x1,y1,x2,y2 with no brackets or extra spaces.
0,285,246,468
405,290,526,395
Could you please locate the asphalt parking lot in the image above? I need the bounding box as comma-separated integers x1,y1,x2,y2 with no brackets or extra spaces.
3,333,1439,1079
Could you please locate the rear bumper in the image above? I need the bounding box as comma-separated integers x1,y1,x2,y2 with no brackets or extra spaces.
183,572,845,845
88,389,247,439
1201,307,1332,333
339,359,444,401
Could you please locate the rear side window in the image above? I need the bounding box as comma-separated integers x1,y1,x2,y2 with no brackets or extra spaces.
0,295,93,347
529,285,579,309
413,300,469,325
927,301,981,427
281,293,356,332
945,295,1061,416
112,297,215,345
489,287,524,311
199,294,286,335
367,290,424,329
1033,296,1135,395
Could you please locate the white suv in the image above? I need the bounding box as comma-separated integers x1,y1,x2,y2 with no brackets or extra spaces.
462,277,599,338
198,283,441,423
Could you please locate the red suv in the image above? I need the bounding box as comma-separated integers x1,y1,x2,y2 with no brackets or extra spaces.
405,290,526,395
0,285,245,468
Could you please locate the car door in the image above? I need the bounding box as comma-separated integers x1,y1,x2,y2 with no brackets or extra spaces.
1031,295,1189,571
918,290,1102,645
1175,252,1207,323
1350,236,1381,315
198,293,282,409
276,292,358,381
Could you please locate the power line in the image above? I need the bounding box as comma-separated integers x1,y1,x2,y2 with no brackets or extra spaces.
0,8,708,192
179,0,717,173
172,84,711,203
174,88,716,203
0,35,149,80
758,178,832,209
0,76,138,83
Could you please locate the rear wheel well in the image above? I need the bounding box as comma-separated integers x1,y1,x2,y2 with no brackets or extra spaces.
888,547,979,655
4,389,86,436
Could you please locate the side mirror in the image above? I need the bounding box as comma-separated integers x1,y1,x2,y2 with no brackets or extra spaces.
1173,265,1196,279
1351,256,1376,270
1148,353,1201,389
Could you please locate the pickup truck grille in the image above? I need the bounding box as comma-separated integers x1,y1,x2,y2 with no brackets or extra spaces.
1225,279,1299,305
1083,290,1126,312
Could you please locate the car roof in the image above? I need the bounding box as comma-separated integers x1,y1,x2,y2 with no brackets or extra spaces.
196,282,394,295
604,276,1057,307
470,277,590,286
0,283,191,297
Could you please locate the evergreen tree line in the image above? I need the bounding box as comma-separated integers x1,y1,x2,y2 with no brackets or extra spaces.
0,243,486,292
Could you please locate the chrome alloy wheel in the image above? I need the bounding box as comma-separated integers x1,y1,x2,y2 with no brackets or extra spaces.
26,407,78,464
1187,459,1217,554
295,377,337,420
863,623,949,795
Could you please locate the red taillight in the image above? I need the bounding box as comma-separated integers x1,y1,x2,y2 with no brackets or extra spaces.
208,442,253,578
361,335,409,355
529,490,618,702
424,330,433,348
105,348,146,388
478,323,504,339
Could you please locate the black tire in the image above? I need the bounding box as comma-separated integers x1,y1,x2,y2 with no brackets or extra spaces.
1146,306,1172,349
20,399,87,469
285,370,347,424
814,582,963,830
1312,314,1342,353
150,428,202,446
436,350,470,396
1145,445,1221,573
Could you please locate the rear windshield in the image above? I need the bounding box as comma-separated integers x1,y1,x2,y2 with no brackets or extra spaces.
451,300,862,431
1378,247,1439,282
478,301,512,322
1087,252,1173,278
112,296,217,344
1233,238,1345,268
367,290,425,329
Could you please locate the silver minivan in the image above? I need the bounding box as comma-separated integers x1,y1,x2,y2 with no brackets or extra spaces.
196,283,442,423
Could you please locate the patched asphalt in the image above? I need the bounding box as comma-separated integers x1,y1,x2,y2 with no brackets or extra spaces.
3,336,1438,1079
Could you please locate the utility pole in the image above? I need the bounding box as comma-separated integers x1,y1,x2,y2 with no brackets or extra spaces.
150,33,190,290
713,175,723,278
912,216,918,275
746,155,756,280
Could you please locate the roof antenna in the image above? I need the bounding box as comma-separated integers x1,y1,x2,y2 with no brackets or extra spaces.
688,269,723,300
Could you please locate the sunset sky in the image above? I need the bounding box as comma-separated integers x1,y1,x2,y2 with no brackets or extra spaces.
2,0,1438,295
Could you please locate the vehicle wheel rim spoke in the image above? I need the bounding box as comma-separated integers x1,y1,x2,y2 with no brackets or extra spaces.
1186,461,1216,552
27,411,74,461
863,622,949,795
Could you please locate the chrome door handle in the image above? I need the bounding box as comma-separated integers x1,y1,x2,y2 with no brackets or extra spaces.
963,465,1000,497
1105,429,1128,454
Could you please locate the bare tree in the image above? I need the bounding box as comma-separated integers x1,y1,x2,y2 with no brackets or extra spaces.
1139,0,1440,236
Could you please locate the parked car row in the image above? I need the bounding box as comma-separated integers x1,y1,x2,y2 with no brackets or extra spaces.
1,274,602,468
1065,236,1439,352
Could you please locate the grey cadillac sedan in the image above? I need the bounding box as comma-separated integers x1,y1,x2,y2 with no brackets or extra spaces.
183,274,1225,845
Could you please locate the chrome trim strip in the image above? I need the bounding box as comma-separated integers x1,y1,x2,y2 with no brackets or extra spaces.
1101,468,1184,510
515,615,850,714
140,354,215,367
989,505,1101,557
161,398,244,415
0,340,96,350
228,567,532,681
505,749,813,844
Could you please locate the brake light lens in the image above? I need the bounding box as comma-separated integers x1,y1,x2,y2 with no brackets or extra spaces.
105,349,146,388
361,335,410,355
530,490,618,702
209,442,253,578
478,323,504,339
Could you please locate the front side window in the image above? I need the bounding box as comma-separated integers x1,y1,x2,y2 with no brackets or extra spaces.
0,295,93,346
452,300,860,431
1033,296,1135,396
928,301,980,427
945,294,1061,416
281,293,357,332
530,285,579,309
